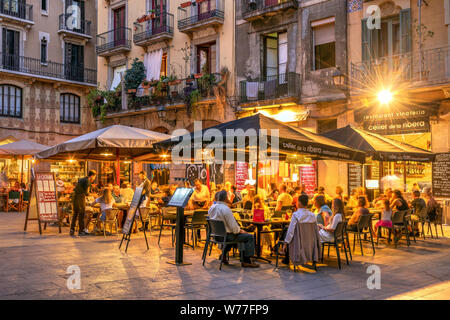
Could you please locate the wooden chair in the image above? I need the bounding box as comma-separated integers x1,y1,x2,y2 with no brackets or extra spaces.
7,191,21,212
100,208,120,236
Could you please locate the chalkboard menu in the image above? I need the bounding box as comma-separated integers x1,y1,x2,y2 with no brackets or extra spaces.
122,187,144,235
348,164,363,195
432,153,450,198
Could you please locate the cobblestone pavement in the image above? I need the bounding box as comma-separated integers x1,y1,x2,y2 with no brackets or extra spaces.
1,211,449,300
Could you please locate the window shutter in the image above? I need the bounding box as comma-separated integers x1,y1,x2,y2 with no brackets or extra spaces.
399,8,411,54
361,19,370,61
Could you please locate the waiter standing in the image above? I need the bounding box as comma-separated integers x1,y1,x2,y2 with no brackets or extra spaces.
70,170,97,236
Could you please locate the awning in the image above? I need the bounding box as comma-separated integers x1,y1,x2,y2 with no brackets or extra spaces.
0,139,48,158
322,125,435,162
35,125,172,161
153,114,366,163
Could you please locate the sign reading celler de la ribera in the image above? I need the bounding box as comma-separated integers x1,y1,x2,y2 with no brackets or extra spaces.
354,106,434,135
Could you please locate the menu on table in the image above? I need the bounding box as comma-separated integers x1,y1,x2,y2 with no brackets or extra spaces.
35,173,59,222
348,163,363,195
432,153,450,198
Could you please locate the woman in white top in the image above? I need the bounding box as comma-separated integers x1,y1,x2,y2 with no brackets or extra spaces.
90,188,116,231
318,198,344,243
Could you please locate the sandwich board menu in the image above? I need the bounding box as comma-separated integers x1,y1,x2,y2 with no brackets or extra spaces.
432,153,450,198
119,187,149,252
24,171,61,234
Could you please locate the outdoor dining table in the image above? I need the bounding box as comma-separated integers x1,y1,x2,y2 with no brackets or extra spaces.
237,218,291,263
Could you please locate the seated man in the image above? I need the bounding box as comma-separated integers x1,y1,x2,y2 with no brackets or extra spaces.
208,190,259,268
112,185,123,203
275,184,293,211
281,194,316,265
188,179,210,209
410,190,426,222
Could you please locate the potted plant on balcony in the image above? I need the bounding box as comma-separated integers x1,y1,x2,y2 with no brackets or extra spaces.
149,9,156,19
186,74,195,83
194,73,203,79
180,1,192,8
125,58,146,96
142,80,150,89
167,75,180,85
414,19,434,81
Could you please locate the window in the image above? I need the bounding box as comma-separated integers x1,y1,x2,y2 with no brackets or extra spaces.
263,31,288,80
110,65,126,90
41,0,47,13
0,85,22,118
197,42,216,74
317,119,337,134
312,21,335,70
60,94,80,124
160,52,167,78
40,37,47,64
362,9,411,61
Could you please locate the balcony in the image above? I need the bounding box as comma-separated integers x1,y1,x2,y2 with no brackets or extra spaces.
178,0,224,34
350,47,450,92
133,12,174,47
242,0,298,22
96,27,131,57
102,73,222,117
58,13,92,41
0,52,96,85
0,0,33,26
239,72,301,106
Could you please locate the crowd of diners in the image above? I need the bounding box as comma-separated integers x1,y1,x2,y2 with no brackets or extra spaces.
64,170,442,268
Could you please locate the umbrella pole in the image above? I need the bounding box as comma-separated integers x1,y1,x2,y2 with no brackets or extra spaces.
21,155,24,184
206,163,210,191
116,149,120,186
403,161,407,192
255,146,259,195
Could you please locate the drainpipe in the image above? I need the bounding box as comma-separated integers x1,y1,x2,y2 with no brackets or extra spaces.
418,0,422,81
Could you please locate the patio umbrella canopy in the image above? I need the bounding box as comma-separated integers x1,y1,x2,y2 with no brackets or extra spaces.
152,114,366,163
0,139,48,158
35,125,171,161
321,125,435,162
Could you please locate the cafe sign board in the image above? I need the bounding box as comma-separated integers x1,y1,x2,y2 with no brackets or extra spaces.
355,106,433,135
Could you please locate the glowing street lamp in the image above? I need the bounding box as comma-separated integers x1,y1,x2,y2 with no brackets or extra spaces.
377,89,393,105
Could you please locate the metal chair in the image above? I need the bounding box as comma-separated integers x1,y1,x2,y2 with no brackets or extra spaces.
202,219,241,270
432,206,445,238
347,214,375,256
7,191,21,212
158,207,177,246
100,208,120,236
377,210,410,248
418,206,434,239
321,221,350,270
185,210,208,249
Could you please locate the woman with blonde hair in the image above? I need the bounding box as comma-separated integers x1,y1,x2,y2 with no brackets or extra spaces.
90,188,117,233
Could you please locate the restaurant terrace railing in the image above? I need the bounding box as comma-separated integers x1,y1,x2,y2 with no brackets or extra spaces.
178,0,224,32
133,12,174,45
96,27,132,56
0,52,97,85
351,46,450,91
58,13,91,37
239,72,301,104
242,0,298,18
124,73,222,112
0,0,33,21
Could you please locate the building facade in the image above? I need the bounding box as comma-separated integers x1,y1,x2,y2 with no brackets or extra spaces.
95,0,237,183
0,0,98,146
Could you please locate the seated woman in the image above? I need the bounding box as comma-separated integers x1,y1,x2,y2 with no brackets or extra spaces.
373,199,392,237
347,197,370,231
314,195,332,227
319,198,344,243
89,188,117,233
253,195,270,220
242,189,255,211
390,189,409,212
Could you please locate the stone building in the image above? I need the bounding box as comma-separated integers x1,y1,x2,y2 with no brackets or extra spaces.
0,0,98,146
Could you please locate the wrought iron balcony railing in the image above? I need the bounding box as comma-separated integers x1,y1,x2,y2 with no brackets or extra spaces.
178,0,224,31
134,12,174,45
351,46,450,90
58,13,91,37
0,52,97,85
0,0,33,21
239,72,301,104
242,0,298,17
96,27,132,56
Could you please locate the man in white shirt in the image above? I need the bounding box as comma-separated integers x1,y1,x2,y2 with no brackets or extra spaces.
276,184,293,211
282,194,316,265
208,191,259,268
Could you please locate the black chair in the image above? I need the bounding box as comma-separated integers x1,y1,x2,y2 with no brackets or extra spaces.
185,210,207,249
418,206,434,239
432,206,445,238
158,207,177,246
377,210,410,248
321,221,350,270
404,210,417,244
347,214,375,256
202,219,240,270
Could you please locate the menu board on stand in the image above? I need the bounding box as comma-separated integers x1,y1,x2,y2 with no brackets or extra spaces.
235,162,248,192
348,164,363,195
24,171,61,234
432,153,450,198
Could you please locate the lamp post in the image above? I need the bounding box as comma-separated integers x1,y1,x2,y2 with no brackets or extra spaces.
332,67,350,99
